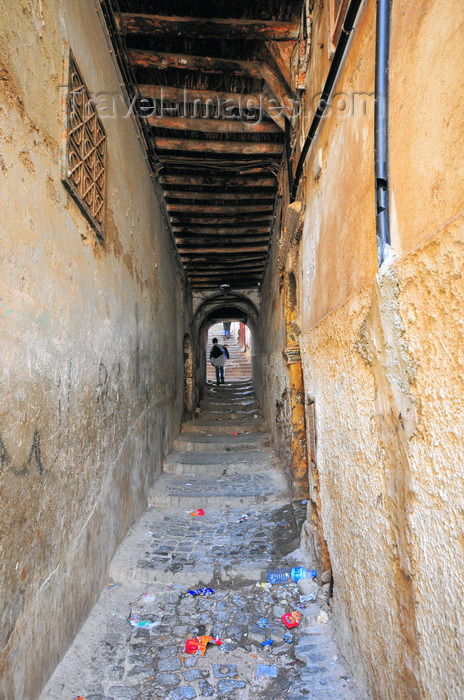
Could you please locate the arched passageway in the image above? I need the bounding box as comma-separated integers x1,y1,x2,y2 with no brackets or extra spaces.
190,291,263,406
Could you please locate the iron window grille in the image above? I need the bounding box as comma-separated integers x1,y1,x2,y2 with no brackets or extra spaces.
61,49,107,238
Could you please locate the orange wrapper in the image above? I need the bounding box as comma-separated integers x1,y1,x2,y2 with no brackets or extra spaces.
184,635,222,656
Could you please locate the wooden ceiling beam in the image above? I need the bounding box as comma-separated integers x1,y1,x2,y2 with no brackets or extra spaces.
160,174,276,188
116,14,299,41
181,251,265,257
176,236,268,245
188,265,264,279
167,203,273,214
148,115,280,134
138,85,286,131
165,191,274,201
188,266,263,273
181,256,265,263
178,245,267,254
155,137,283,155
190,275,262,288
173,226,270,234
140,84,258,104
187,262,265,271
188,270,262,276
171,215,272,225
128,51,295,119
129,49,262,77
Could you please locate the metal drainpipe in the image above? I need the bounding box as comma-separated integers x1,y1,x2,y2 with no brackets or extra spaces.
375,0,392,266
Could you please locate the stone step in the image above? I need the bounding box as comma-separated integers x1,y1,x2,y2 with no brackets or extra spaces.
197,409,262,421
181,417,267,435
173,431,272,452
163,448,274,475
205,386,255,395
204,379,254,392
148,470,289,509
200,396,259,407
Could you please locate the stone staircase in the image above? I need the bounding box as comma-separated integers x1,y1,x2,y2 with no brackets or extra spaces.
145,380,289,556
41,380,365,700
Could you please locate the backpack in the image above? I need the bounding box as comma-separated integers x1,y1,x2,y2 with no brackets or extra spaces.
211,344,224,358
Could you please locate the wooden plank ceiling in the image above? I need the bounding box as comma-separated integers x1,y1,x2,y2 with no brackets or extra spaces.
106,0,301,290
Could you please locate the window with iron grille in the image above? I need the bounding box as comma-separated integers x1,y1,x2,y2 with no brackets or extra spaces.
61,49,107,238
329,0,351,51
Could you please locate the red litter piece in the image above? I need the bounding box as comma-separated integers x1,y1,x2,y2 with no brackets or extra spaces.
282,611,301,629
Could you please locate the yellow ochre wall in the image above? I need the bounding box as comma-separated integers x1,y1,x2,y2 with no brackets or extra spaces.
261,1,464,697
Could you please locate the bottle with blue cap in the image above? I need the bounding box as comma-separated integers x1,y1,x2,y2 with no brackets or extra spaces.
266,566,317,585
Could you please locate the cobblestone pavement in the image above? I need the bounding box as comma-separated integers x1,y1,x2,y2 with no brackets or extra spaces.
41,381,367,700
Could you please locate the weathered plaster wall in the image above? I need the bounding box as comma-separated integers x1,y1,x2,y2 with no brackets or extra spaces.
256,211,294,476
0,1,187,697
262,1,464,698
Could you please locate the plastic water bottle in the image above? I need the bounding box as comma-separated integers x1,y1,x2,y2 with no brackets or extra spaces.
267,567,317,584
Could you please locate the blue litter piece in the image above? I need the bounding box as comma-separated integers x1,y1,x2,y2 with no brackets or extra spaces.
186,587,215,597
283,633,293,643
257,664,278,678
261,638,274,647
257,618,270,629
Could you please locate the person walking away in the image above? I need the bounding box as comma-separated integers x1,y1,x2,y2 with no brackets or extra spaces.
210,337,229,385
223,321,231,339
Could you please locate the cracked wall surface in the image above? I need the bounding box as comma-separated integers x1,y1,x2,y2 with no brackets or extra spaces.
0,1,188,697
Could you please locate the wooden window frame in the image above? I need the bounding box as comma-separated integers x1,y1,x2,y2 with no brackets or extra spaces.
61,48,107,238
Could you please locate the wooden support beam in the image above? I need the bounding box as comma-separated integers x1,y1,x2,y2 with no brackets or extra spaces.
129,49,262,78
148,115,280,134
167,203,273,214
189,275,262,287
139,85,285,131
171,215,272,225
188,270,262,276
265,41,295,91
165,191,274,201
188,265,264,272
176,236,268,246
187,263,265,271
188,270,264,277
160,174,276,188
155,137,283,155
181,255,265,263
140,84,257,105
129,51,295,118
180,253,266,260
178,245,267,254
173,226,270,234
261,64,296,116
116,13,299,41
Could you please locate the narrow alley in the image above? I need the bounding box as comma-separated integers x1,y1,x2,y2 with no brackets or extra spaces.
41,343,362,700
